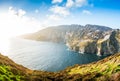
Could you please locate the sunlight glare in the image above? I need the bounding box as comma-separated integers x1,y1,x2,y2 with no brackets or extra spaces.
0,10,36,55
0,7,42,55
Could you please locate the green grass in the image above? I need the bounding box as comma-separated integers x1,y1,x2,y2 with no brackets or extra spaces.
68,53,120,80
0,65,24,81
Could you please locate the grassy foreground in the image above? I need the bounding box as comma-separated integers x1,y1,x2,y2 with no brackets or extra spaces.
68,53,120,81
0,53,120,81
0,65,24,81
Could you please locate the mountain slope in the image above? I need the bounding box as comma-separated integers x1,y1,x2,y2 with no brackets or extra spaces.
21,24,120,55
0,53,32,81
0,52,120,81
68,52,120,81
22,24,112,42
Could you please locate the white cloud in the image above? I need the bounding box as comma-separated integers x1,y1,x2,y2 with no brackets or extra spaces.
18,9,26,17
52,0,63,3
48,0,91,23
66,0,74,8
8,6,26,17
8,6,17,15
82,10,92,15
48,5,69,21
66,0,87,8
47,14,62,21
75,0,87,7
50,6,70,16
0,7,42,38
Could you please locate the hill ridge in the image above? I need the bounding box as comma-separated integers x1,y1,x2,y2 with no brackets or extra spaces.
21,24,120,56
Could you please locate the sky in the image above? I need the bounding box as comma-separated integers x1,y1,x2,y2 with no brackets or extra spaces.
0,0,120,38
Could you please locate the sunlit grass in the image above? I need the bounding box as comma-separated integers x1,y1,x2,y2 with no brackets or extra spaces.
68,53,120,80
0,65,24,81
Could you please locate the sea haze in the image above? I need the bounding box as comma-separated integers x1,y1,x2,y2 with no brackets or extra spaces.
2,38,107,72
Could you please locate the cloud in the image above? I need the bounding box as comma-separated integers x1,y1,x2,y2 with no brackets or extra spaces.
8,6,17,15
82,10,92,15
50,6,70,16
8,6,26,17
18,9,26,17
52,0,63,4
75,0,87,7
48,0,91,22
66,0,87,8
0,7,42,38
47,14,62,21
66,0,74,8
48,5,69,21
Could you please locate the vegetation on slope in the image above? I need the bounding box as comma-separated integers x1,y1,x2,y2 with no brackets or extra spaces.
0,65,23,81
0,53,120,81
68,53,120,81
0,54,32,81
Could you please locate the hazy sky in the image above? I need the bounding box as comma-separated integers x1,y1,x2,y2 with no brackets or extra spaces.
0,0,120,37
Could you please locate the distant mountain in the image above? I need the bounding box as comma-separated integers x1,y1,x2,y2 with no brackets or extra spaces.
22,24,112,42
21,24,120,56
1,52,120,81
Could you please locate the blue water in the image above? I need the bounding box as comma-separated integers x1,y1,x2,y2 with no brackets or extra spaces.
2,38,106,72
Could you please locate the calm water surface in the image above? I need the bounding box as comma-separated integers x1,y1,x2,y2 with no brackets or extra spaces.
1,38,107,72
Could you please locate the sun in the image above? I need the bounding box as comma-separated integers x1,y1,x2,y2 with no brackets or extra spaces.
0,11,26,55
0,7,43,55
0,12,20,38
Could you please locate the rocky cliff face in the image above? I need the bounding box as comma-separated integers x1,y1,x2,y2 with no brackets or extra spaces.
21,24,120,55
97,30,119,55
67,30,120,56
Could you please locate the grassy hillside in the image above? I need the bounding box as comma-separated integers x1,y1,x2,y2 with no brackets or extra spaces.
0,54,32,81
68,53,120,81
0,53,120,81
0,65,23,81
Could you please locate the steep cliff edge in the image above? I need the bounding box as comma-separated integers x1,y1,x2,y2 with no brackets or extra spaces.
21,24,120,55
96,30,119,55
68,30,120,56
1,52,120,81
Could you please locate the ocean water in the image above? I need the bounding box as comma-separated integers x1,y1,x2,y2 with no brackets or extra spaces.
1,38,107,72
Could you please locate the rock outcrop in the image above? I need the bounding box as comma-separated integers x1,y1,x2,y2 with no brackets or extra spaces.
21,24,120,55
67,30,120,56
97,30,119,55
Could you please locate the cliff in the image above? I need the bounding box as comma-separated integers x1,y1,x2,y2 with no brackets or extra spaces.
21,24,120,55
0,52,120,81
68,29,120,56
